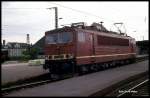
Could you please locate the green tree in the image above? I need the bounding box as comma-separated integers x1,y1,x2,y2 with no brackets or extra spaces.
30,48,39,59
22,47,39,60
22,50,31,60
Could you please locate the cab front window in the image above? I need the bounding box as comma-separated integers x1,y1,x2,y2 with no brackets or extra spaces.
46,32,73,44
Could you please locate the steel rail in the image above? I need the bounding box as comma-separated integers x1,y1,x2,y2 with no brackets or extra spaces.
2,80,51,91
117,79,149,97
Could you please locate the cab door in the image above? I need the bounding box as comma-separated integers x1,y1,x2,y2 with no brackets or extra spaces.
89,33,95,62
76,31,94,65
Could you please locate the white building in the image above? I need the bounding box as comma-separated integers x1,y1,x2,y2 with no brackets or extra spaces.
6,42,29,57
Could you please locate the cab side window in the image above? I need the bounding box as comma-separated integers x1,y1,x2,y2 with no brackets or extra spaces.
78,32,85,42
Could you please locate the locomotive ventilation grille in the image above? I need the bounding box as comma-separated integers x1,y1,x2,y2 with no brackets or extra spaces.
45,54,73,60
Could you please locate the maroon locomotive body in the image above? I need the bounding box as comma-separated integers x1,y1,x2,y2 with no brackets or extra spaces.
43,22,136,77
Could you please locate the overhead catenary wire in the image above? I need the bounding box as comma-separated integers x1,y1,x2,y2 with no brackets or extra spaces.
2,7,46,9
49,2,133,34
2,3,116,23
2,5,127,33
3,3,140,33
50,2,116,23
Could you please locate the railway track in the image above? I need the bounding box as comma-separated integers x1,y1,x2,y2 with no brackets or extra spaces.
2,55,148,96
90,71,149,97
117,79,149,97
131,80,149,96
2,74,73,96
135,55,149,62
108,72,149,97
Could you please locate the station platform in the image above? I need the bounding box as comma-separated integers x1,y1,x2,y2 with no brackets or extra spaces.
6,60,148,96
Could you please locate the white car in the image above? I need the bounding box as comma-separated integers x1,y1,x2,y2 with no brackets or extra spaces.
28,59,45,66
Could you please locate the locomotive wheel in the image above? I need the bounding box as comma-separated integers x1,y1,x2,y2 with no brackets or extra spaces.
118,60,123,66
121,60,125,65
93,64,99,71
125,59,130,65
90,64,98,72
109,63,113,68
111,61,116,68
114,61,119,66
104,63,109,69
103,63,106,69
96,64,102,71
78,66,85,75
101,63,105,70
98,64,104,70
87,65,92,73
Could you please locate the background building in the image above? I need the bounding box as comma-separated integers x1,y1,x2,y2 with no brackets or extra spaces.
2,42,29,57
136,40,149,55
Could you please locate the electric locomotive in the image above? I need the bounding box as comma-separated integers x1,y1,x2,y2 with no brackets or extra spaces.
43,22,136,78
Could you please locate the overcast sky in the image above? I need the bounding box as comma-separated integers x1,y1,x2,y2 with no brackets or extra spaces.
2,1,148,44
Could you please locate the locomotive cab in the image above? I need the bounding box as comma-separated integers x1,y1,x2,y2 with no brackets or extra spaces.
43,28,76,75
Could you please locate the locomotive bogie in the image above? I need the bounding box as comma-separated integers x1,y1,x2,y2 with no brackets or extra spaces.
44,59,75,75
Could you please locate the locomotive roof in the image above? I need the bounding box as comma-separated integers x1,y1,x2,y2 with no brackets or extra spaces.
45,22,133,40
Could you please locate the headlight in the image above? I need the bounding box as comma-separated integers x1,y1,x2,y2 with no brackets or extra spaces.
45,55,49,60
66,54,73,59
69,54,73,58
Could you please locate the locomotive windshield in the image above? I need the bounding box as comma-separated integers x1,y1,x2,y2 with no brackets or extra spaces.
46,32,73,44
